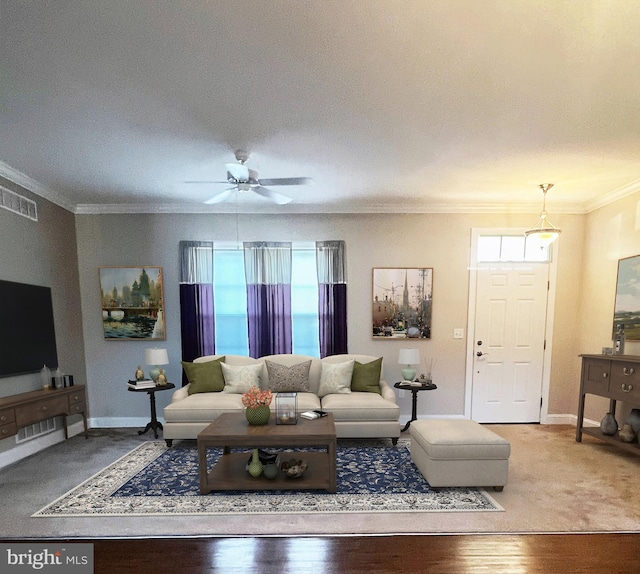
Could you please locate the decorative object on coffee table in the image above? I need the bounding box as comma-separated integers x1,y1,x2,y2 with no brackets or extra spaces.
241,386,273,425
276,392,298,424
248,449,263,477
600,412,618,435
281,458,308,478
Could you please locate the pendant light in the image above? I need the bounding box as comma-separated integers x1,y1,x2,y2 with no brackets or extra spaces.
524,183,562,248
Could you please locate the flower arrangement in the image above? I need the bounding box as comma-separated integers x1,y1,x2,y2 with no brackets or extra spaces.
241,386,273,409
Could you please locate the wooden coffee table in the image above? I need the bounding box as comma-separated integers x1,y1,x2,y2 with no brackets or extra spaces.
197,412,337,494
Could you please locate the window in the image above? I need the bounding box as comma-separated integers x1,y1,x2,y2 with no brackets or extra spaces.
477,235,551,263
212,246,320,357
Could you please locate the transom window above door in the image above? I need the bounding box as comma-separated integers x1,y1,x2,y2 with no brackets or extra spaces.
477,235,552,263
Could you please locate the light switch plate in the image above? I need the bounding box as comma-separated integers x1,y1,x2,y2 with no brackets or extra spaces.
453,328,464,339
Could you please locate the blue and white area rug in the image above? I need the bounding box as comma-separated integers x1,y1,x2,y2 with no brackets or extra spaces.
33,440,502,516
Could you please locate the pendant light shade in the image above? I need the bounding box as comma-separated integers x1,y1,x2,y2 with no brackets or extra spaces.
524,183,562,248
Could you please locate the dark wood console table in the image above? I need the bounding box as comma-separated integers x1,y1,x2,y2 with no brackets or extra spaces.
576,354,640,455
0,385,88,441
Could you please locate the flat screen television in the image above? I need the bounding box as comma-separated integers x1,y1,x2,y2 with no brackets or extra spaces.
0,279,59,377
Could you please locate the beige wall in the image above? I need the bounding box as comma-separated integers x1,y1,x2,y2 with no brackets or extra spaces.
576,191,640,423
75,209,586,426
3,187,638,439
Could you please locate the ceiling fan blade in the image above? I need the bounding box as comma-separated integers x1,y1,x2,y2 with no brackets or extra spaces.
252,186,292,205
257,177,312,186
203,188,234,204
226,163,250,182
185,180,230,184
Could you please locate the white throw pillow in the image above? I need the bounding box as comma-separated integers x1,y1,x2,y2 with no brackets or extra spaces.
221,363,263,394
317,360,355,398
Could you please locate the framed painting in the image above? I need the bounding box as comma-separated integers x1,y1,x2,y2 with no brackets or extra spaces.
99,266,165,340
372,267,433,339
613,255,640,341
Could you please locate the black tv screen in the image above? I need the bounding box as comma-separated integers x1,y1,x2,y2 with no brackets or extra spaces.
0,279,58,377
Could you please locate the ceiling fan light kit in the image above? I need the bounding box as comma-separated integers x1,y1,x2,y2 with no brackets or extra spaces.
524,183,562,248
188,149,311,205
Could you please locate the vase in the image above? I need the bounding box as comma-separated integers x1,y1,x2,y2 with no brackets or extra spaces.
600,412,618,435
248,448,263,478
245,405,271,425
263,463,279,480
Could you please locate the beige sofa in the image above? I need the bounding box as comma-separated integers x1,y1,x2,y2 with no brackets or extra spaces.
163,353,400,446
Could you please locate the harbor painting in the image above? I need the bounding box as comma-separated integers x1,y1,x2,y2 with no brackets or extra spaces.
99,266,165,340
372,267,433,339
613,255,640,341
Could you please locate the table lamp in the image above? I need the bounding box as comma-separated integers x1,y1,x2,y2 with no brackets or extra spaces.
145,348,169,383
398,348,420,381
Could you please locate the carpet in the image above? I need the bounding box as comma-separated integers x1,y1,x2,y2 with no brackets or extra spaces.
33,440,502,517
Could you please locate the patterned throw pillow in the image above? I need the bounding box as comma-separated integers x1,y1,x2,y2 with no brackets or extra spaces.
221,363,263,394
351,357,382,394
182,357,226,395
266,360,311,393
317,360,355,398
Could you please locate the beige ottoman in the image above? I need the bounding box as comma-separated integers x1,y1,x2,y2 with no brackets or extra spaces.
409,419,510,491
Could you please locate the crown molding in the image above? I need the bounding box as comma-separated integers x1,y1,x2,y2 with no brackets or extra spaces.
0,161,77,213
583,178,640,213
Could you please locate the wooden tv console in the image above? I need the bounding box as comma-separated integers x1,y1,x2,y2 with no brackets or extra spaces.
576,354,640,455
0,385,88,441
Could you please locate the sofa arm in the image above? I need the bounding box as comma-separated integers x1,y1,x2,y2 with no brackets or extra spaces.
170,384,190,403
379,379,396,403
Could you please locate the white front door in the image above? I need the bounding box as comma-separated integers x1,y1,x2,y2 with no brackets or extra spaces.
470,263,549,423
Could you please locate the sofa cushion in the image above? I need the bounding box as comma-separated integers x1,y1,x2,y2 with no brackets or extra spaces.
182,357,226,395
321,392,400,421
221,363,263,394
350,357,382,394
266,360,311,392
163,392,244,423
317,359,355,398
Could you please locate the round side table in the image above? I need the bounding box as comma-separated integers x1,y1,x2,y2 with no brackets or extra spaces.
127,382,175,439
394,381,437,432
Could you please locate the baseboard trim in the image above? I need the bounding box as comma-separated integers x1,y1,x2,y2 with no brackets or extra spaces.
0,420,85,470
89,416,165,428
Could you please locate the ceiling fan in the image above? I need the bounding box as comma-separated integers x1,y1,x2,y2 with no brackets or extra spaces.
187,149,312,205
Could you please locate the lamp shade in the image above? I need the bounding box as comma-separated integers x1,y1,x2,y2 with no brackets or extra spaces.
145,348,169,366
398,348,420,366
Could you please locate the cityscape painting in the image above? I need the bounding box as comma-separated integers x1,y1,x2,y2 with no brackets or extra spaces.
372,267,433,339
99,266,165,340
613,255,640,341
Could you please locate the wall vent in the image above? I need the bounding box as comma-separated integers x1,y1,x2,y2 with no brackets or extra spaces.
0,184,38,221
16,418,57,443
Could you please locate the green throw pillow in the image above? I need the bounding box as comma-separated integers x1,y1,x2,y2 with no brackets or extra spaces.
183,357,226,395
351,358,382,394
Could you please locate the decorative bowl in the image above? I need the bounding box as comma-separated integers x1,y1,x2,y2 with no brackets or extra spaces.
281,458,308,478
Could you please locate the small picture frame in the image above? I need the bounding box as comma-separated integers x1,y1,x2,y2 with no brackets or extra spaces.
372,267,433,339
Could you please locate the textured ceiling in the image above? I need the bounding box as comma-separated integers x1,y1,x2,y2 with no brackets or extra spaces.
1,1,640,214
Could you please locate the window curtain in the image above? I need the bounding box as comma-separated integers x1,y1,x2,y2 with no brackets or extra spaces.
316,240,347,357
179,241,215,385
244,241,292,358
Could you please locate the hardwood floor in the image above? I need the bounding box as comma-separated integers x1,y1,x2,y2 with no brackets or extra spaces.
59,534,640,573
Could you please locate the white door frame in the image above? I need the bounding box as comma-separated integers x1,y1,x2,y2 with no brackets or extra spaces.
464,228,559,423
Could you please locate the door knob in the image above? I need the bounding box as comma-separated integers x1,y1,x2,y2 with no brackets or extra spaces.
476,351,488,357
